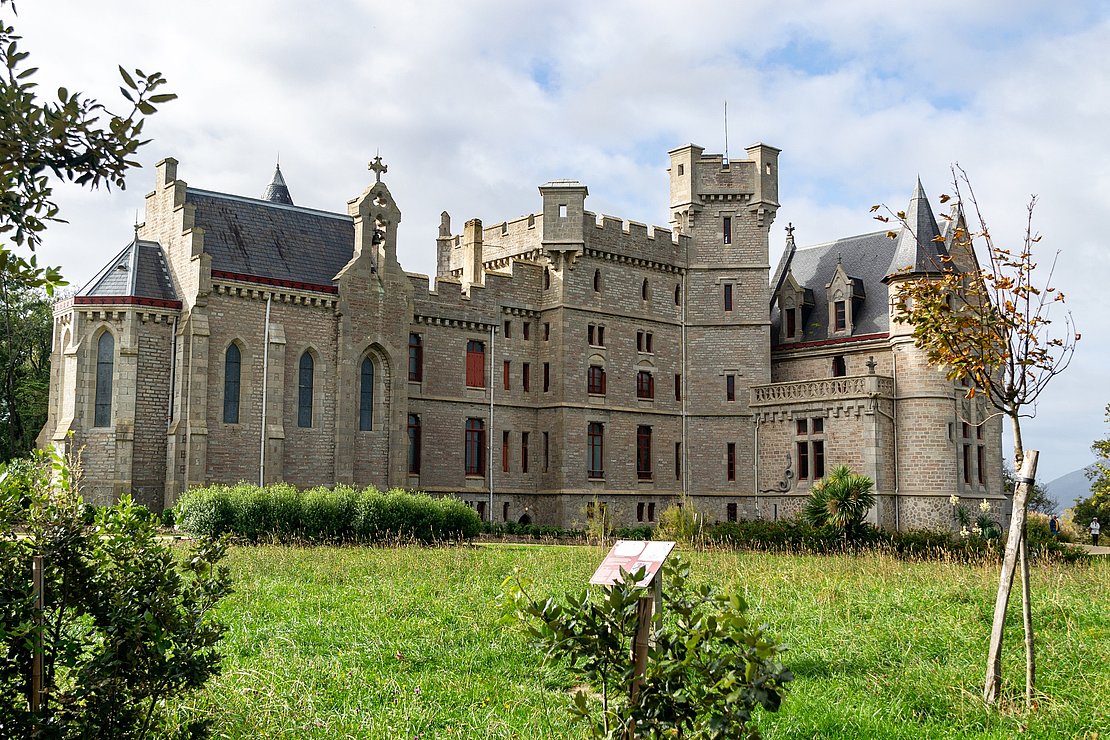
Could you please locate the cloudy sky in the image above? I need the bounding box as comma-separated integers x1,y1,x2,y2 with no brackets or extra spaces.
14,1,1110,484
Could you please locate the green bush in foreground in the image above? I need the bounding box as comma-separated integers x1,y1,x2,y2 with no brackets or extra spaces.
0,449,230,739
175,483,481,544
503,555,792,739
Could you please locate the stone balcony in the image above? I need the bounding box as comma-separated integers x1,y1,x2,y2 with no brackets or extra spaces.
750,374,894,407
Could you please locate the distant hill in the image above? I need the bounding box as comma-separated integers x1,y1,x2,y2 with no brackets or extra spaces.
1044,462,1107,510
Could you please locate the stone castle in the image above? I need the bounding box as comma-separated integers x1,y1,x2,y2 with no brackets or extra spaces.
38,141,1005,530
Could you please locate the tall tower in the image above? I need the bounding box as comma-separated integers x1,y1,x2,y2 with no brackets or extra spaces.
669,143,779,506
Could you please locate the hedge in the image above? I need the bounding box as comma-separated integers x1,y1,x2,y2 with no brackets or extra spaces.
704,516,1086,563
174,483,481,544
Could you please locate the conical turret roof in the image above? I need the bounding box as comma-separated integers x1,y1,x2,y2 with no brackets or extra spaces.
885,178,947,277
262,164,294,205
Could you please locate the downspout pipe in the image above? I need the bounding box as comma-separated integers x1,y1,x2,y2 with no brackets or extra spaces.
488,323,495,522
259,294,271,487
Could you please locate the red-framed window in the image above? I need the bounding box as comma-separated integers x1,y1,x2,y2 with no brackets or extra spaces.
636,371,654,400
832,355,847,377
587,422,604,478
727,442,736,481
465,340,485,387
407,414,421,474
522,363,531,392
408,333,423,382
521,432,529,473
785,308,797,338
465,418,485,476
834,301,847,332
502,430,510,473
636,426,653,480
503,360,511,391
587,365,606,395
726,374,735,402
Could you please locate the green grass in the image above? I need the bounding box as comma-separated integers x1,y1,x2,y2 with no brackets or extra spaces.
168,544,1110,739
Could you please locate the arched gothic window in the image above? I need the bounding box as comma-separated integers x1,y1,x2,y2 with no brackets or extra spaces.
223,343,241,423
298,351,314,428
360,357,375,431
94,331,114,427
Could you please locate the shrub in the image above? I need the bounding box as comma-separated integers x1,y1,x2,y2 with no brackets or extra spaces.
802,466,875,539
503,555,792,739
0,448,230,738
173,484,480,545
656,494,705,544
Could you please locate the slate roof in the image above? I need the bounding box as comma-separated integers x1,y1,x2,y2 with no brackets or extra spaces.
186,188,354,289
770,230,897,344
770,181,955,347
77,239,178,305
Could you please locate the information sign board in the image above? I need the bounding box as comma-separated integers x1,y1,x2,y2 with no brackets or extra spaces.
589,540,676,587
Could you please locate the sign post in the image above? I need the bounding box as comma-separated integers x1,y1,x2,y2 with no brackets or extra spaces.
590,540,676,710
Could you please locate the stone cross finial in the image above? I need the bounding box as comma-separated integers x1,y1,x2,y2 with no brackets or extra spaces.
866,355,877,374
369,155,388,183
786,222,795,238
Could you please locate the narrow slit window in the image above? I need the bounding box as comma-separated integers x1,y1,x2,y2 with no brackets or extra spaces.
94,331,114,427
359,357,374,431
223,343,241,424
298,351,314,428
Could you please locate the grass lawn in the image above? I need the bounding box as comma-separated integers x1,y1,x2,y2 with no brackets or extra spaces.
168,543,1110,739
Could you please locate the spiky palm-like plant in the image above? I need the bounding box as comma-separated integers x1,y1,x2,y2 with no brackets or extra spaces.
802,465,876,538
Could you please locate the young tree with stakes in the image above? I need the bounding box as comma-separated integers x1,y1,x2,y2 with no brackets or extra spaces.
877,166,1077,707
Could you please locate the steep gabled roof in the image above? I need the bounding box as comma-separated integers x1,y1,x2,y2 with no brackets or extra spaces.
186,188,354,289
76,239,179,307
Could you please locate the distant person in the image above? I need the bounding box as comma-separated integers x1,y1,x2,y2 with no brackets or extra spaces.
1091,518,1101,547
1049,514,1059,538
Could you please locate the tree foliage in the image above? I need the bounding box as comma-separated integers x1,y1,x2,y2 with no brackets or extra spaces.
1,0,175,293
502,557,792,739
801,465,875,539
0,278,52,461
1073,404,1110,527
0,448,231,738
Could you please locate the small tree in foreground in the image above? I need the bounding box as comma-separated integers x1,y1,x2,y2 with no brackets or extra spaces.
502,557,792,739
881,166,1078,706
802,465,875,540
0,448,230,738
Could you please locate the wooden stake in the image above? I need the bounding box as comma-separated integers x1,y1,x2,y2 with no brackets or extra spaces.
984,449,1038,704
1020,528,1035,707
30,555,43,715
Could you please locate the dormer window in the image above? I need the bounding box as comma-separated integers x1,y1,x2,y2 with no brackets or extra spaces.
777,270,814,344
825,263,864,337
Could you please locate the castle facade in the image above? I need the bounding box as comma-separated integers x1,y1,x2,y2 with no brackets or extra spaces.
38,142,1005,530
